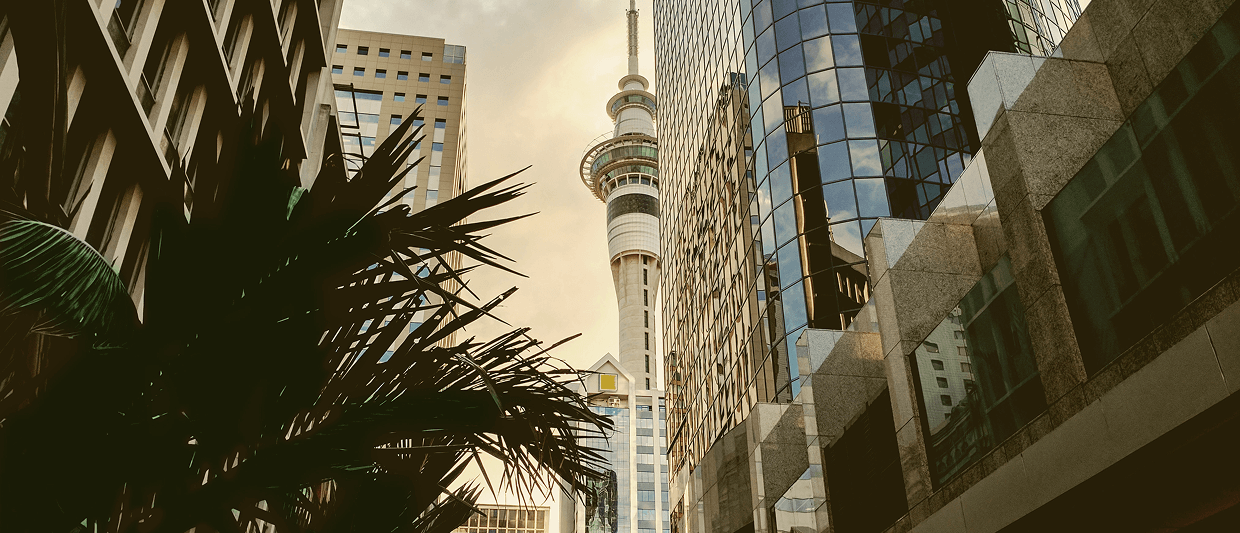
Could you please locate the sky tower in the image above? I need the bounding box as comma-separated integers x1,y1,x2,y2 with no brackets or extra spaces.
579,0,660,390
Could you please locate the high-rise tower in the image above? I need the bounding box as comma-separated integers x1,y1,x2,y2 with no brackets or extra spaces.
580,0,660,390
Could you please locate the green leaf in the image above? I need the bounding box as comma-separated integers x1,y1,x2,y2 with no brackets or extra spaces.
0,219,138,341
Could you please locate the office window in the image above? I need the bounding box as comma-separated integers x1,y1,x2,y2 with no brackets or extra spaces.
375,69,386,78
434,118,446,129
600,374,617,390
400,50,412,59
440,75,451,84
940,395,952,406
646,378,651,390
353,67,364,76
437,96,449,106
936,377,948,388
645,354,650,372
421,52,433,61
397,71,409,81
335,44,347,53
390,115,401,125
644,310,649,327
418,72,430,82
394,92,405,102
924,341,939,353
643,269,648,285
331,65,343,74
643,289,648,306
443,44,465,63
961,362,971,373
357,46,369,55
930,360,944,371
415,94,427,104
378,48,390,57
645,332,649,350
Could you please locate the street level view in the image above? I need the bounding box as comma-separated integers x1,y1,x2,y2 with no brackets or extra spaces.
1,0,1239,532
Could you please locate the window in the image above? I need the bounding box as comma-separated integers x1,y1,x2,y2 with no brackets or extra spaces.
443,44,465,63
643,269,648,285
375,69,386,78
924,341,939,353
940,395,952,406
644,310,649,327
600,374,617,390
434,118,446,129
380,350,394,363
421,52,433,61
418,73,430,82
415,94,427,104
643,289,648,306
397,71,409,81
331,65,343,74
440,75,451,84
958,346,968,357
930,359,944,371
357,46,369,55
643,255,649,265
645,354,650,372
400,50,412,59
646,377,651,390
645,332,649,350
437,96,449,106
961,362,971,373
378,48,390,57
353,67,365,76
936,377,948,388
335,44,347,53
954,330,966,339
390,115,401,125
394,92,405,102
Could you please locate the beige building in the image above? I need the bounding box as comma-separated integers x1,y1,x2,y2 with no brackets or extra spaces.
329,29,467,213
0,0,345,320
456,504,549,533
327,29,468,352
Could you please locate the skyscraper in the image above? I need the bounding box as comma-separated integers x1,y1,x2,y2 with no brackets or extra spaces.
651,0,1080,512
561,5,671,533
580,0,661,389
329,30,468,348
330,30,468,212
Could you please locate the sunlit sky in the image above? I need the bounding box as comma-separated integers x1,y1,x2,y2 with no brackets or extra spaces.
339,0,658,518
341,0,657,372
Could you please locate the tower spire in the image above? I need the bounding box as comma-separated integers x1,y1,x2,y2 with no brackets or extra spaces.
627,0,639,75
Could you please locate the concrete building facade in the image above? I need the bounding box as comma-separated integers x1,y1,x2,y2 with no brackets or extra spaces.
581,1,662,391
456,504,550,533
328,29,468,350
0,0,346,320
656,0,1240,532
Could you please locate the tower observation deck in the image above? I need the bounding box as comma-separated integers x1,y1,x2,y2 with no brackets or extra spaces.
579,0,660,388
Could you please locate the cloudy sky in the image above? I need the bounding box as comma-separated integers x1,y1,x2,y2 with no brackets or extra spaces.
341,0,658,373
339,0,658,517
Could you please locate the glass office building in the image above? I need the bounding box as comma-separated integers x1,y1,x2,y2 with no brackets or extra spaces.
652,0,1080,485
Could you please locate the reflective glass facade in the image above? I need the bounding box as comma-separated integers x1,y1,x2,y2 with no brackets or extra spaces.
578,401,671,533
653,0,1079,482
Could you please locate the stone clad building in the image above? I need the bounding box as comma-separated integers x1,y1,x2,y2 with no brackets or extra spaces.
662,0,1240,531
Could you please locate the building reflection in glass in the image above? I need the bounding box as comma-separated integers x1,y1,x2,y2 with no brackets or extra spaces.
910,256,1045,486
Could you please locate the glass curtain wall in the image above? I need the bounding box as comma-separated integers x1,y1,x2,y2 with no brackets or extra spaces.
653,0,1078,483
